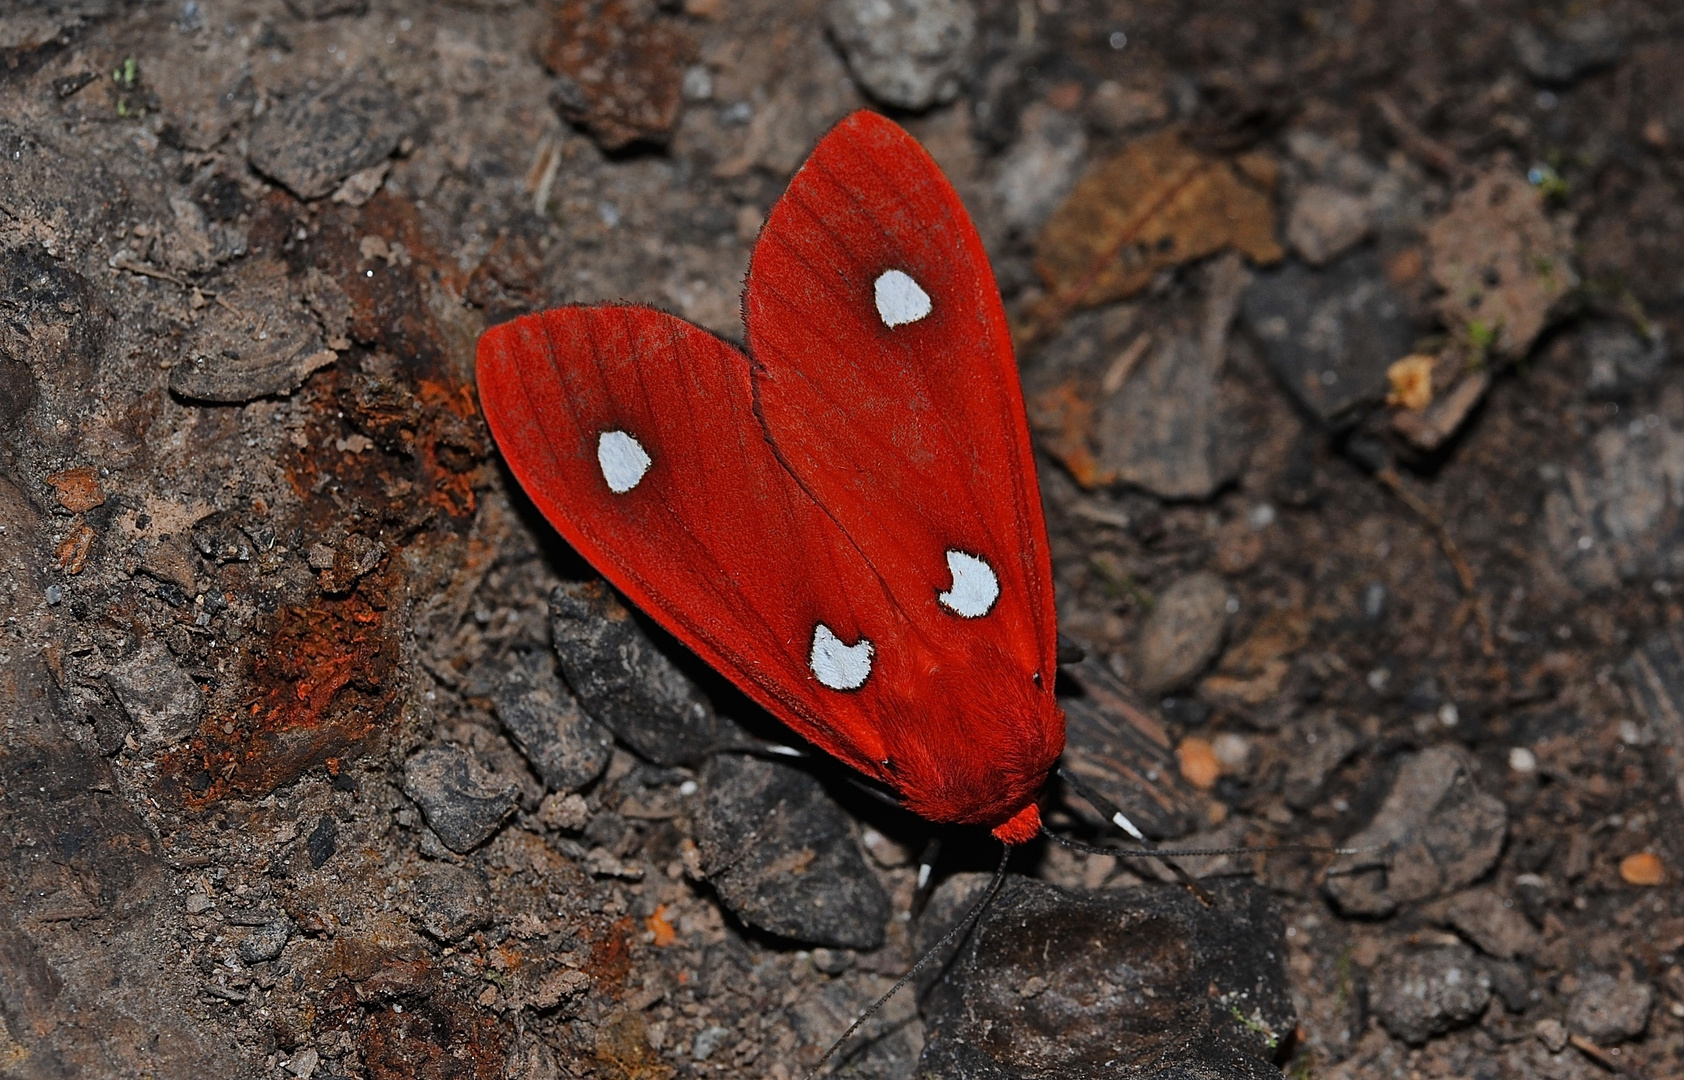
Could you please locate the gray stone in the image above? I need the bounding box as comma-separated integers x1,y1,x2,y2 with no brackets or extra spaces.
1134,571,1230,695
248,72,415,199
191,510,256,564
1098,256,1252,500
1542,418,1684,592
1286,184,1371,266
826,0,976,110
917,877,1295,1078
1512,13,1624,85
306,814,337,868
694,753,889,949
402,745,520,853
690,1025,731,1062
492,647,612,793
1286,131,1381,192
1535,1017,1569,1052
412,862,493,943
1086,80,1168,134
1584,321,1668,399
1567,974,1651,1043
237,920,291,964
1443,888,1542,960
1486,960,1532,1013
1241,251,1415,427
1622,628,1684,806
1372,946,1491,1044
171,261,332,404
786,969,919,1076
993,103,1086,234
549,582,740,766
105,640,204,750
1327,747,1508,917
1097,335,1240,500
1282,712,1361,810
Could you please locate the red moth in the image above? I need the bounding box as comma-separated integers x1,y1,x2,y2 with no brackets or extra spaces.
476,110,1063,846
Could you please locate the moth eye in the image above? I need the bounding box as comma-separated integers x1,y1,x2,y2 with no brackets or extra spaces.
873,269,932,328
938,550,999,618
809,623,873,690
597,429,652,493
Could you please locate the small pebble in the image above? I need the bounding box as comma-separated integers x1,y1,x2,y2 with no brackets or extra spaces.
1619,851,1665,886
1508,747,1537,773
1372,946,1492,1044
1567,973,1652,1043
237,920,291,964
282,1048,319,1079
45,584,63,605
1534,1017,1568,1053
691,1025,731,1062
1176,737,1220,790
1210,733,1250,773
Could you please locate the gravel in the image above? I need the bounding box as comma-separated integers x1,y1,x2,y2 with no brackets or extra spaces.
412,862,493,943
1327,747,1508,917
693,753,889,949
549,582,739,765
1240,250,1415,427
247,73,415,200
402,745,521,854
104,640,204,751
918,877,1295,1078
1567,973,1652,1043
826,0,976,110
1372,946,1492,1044
491,646,613,793
1133,571,1230,694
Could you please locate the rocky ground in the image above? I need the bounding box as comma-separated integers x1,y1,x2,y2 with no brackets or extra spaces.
2,0,1684,1078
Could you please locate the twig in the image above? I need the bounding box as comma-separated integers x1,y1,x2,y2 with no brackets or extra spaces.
111,253,189,287
1569,1034,1651,1080
1375,466,1495,658
111,253,244,316
1101,332,1153,395
1372,94,1462,178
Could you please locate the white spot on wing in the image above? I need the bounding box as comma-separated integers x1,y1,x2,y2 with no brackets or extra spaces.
938,550,999,618
874,269,932,327
810,623,873,690
597,430,651,494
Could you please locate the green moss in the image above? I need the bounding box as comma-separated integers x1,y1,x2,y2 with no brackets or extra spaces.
112,56,144,118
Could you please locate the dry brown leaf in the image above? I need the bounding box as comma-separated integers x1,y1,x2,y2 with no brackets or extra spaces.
1200,608,1311,708
1029,129,1283,336
1387,354,1436,410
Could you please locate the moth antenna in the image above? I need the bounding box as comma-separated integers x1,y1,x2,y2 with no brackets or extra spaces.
1056,765,1214,904
910,834,942,918
805,845,1011,1079
713,741,908,809
1051,764,1376,867
1042,829,1369,860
